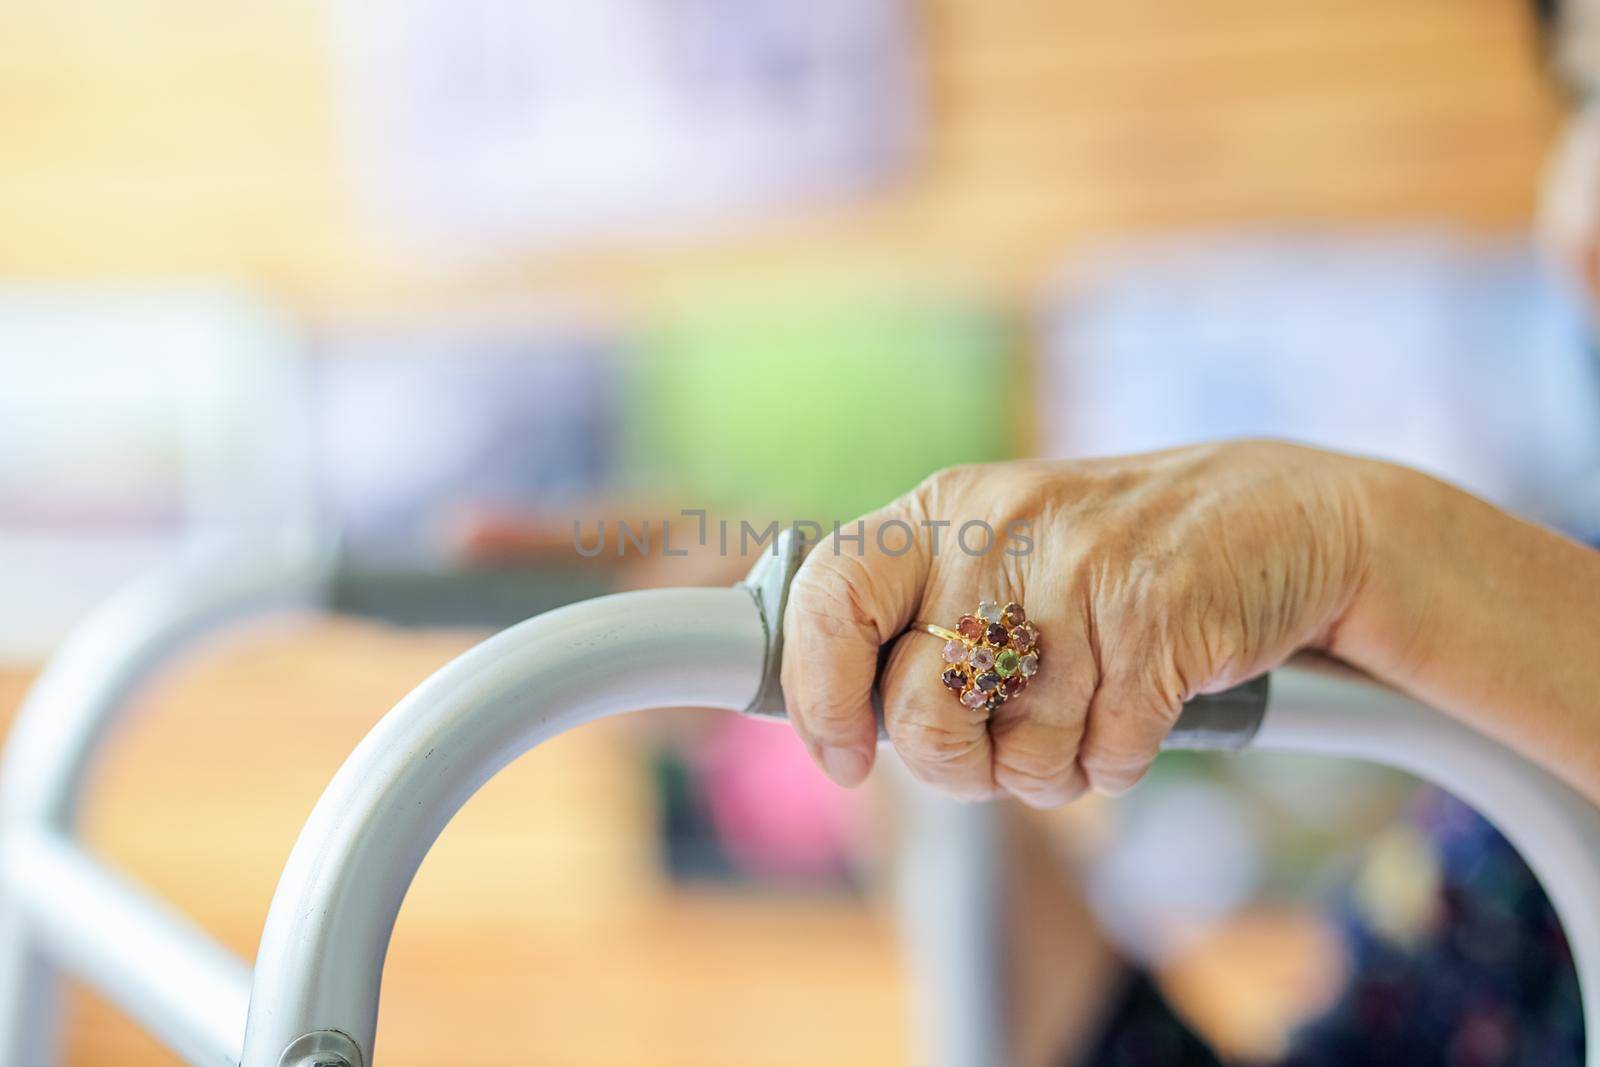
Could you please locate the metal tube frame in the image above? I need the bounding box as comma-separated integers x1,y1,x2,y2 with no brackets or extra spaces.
0,533,332,1067
0,536,1597,1066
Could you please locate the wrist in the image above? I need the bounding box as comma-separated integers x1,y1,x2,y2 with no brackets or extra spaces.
1321,455,1450,684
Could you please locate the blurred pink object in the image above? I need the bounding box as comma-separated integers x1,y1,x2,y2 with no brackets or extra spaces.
697,715,863,882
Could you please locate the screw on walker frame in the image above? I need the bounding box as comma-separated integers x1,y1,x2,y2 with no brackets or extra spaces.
278,1030,362,1067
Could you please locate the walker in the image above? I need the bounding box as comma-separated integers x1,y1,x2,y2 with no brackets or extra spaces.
1,528,1597,1067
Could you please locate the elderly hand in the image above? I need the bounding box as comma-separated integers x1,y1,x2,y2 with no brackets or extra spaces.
780,440,1376,806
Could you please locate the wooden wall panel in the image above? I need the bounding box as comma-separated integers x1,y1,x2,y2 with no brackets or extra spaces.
0,0,1562,312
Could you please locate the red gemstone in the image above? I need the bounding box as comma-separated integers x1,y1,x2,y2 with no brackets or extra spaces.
1001,674,1026,696
942,667,967,691
957,614,983,639
985,622,1009,646
1012,624,1036,651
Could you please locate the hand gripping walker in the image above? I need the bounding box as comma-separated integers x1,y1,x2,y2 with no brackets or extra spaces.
0,529,1597,1067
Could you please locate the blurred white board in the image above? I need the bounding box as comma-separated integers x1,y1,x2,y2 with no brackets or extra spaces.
1040,234,1600,537
0,287,310,659
331,0,921,253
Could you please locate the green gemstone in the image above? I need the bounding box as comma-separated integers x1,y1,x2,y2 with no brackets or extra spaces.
994,648,1020,678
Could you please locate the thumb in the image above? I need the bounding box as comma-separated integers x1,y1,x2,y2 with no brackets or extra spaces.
780,502,930,786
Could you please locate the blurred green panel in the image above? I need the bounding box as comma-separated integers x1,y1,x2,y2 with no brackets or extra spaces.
627,275,1021,523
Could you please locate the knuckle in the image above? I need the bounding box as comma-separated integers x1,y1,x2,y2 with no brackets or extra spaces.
1078,713,1161,779
913,464,982,511
1078,737,1154,794
1080,724,1151,765
993,759,1075,806
803,700,864,739
1082,759,1149,796
902,758,997,801
992,720,1081,782
994,730,1084,806
888,714,987,771
787,557,873,640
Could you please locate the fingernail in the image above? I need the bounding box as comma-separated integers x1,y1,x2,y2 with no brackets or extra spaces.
820,746,871,787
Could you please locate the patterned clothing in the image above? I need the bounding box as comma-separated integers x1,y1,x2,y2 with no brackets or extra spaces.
1075,793,1584,1067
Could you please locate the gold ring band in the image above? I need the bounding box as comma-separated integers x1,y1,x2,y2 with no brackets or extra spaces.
910,622,962,642
910,599,1041,712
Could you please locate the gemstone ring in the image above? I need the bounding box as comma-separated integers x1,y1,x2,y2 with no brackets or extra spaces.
910,600,1040,713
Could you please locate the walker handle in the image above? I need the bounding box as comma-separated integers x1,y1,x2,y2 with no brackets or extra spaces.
738,529,1270,751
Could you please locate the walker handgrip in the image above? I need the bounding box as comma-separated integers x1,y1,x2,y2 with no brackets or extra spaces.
1161,674,1269,751
738,529,1270,751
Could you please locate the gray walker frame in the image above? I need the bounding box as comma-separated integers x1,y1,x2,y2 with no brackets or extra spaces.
1,529,1598,1067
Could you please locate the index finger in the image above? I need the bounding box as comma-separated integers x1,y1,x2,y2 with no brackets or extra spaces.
780,502,930,787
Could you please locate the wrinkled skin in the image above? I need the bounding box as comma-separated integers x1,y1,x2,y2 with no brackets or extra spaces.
780,440,1372,807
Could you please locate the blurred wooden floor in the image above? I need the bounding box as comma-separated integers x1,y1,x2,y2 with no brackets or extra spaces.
0,620,907,1067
